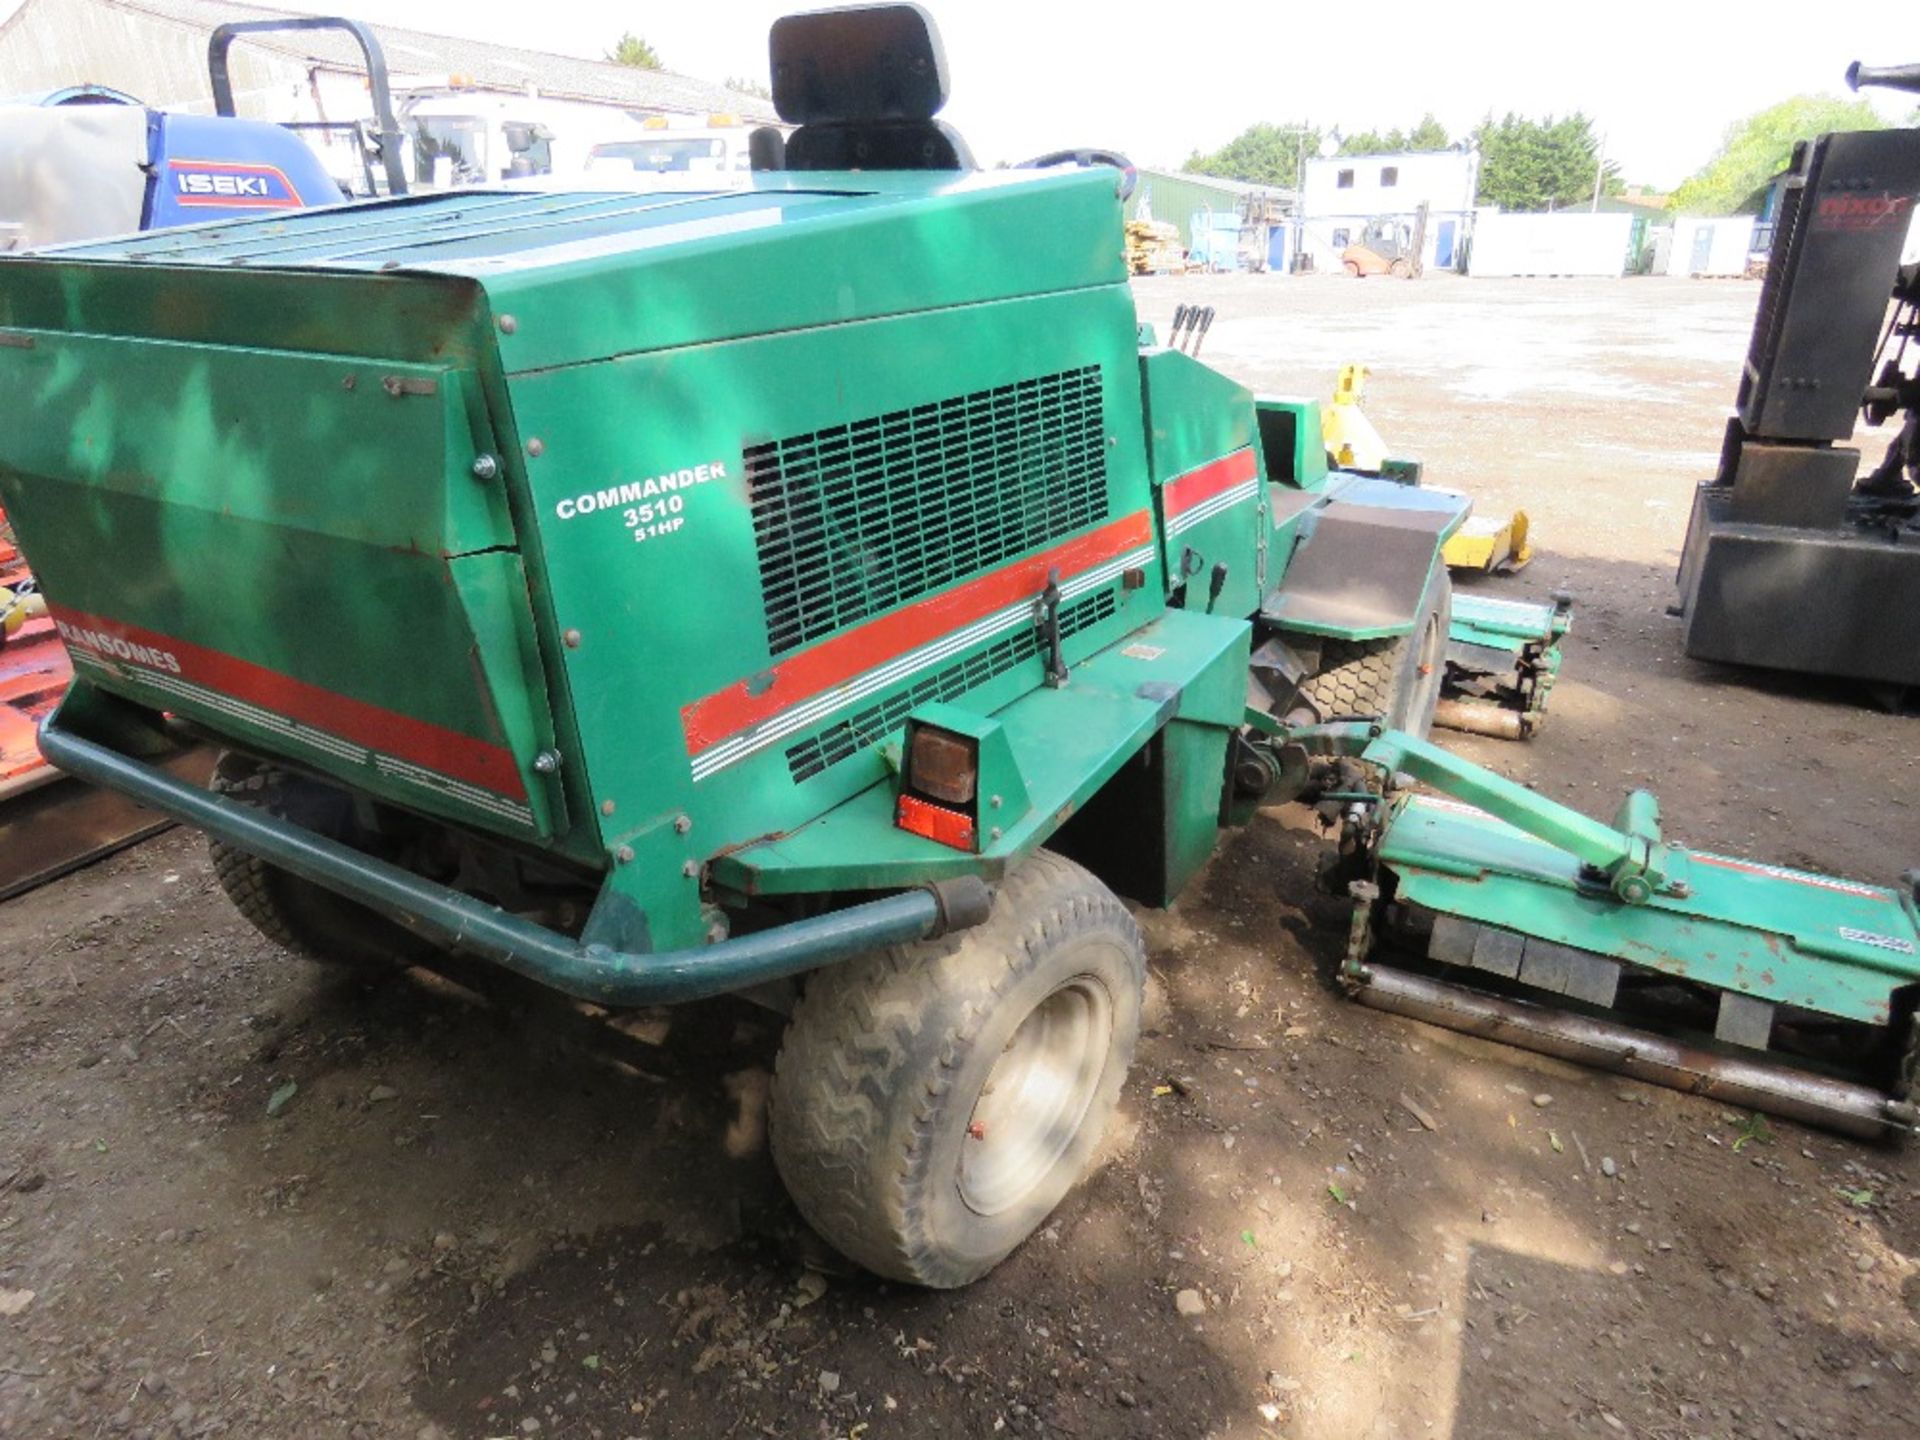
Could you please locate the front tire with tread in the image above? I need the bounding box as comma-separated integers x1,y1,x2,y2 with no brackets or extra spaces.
208,756,434,973
769,852,1144,1288
1297,566,1452,738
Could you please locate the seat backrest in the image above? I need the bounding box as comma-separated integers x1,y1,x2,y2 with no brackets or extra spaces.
748,125,787,171
768,4,972,172
784,118,974,172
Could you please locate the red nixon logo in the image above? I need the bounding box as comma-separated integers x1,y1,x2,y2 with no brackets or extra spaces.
1813,191,1915,232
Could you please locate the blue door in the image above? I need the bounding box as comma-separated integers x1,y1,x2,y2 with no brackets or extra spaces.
1690,223,1714,274
1435,219,1456,269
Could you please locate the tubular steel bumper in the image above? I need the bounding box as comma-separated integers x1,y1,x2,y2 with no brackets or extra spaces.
39,715,990,1007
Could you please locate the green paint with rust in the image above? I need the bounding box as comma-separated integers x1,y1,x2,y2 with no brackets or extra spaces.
1382,792,1920,1024
0,170,1235,954
1138,348,1267,618
710,607,1249,896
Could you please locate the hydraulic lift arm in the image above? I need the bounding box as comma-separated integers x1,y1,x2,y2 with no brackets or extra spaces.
1288,720,1674,902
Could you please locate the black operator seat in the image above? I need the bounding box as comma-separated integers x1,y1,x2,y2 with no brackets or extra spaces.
759,3,976,172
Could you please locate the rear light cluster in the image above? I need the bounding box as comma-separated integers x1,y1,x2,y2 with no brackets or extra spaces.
896,723,980,851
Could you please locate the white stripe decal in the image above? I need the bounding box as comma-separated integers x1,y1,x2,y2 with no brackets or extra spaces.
691,545,1156,782
375,757,534,824
1695,854,1885,900
692,550,1153,780
1167,480,1260,537
1839,926,1915,955
97,660,532,826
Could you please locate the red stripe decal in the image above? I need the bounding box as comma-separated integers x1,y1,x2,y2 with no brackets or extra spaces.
1164,447,1258,517
683,510,1154,754
48,605,527,801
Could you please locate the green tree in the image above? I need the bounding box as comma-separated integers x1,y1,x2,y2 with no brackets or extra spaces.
1472,112,1619,210
1340,127,1407,156
1671,94,1886,214
1335,114,1450,157
606,32,663,69
1407,113,1451,151
1184,122,1323,189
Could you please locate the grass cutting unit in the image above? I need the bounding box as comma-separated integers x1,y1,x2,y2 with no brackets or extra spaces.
3,5,1917,1288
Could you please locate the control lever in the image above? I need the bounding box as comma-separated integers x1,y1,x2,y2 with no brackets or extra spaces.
1038,567,1068,688
1190,306,1217,356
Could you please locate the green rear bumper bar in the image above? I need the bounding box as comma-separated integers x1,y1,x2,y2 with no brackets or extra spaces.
38,714,989,1007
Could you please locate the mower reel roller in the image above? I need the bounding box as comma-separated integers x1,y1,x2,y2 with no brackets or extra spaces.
1315,725,1920,1141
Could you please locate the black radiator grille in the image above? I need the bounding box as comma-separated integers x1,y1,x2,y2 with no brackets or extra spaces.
746,365,1109,657
784,591,1118,784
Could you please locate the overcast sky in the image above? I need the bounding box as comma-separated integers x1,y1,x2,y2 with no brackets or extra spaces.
5,0,1910,185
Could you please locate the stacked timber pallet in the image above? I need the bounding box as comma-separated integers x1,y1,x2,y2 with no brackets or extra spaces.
1126,219,1187,275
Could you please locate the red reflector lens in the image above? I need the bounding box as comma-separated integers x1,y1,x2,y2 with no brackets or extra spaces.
896,793,977,851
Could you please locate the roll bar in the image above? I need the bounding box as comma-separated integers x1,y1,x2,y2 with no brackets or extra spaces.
208,17,409,197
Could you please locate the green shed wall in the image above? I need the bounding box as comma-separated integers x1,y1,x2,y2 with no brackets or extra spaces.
1126,170,1248,249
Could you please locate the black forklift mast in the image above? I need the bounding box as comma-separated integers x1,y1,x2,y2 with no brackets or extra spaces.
1673,67,1920,694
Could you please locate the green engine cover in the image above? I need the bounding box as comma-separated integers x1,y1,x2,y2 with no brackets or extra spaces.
0,283,564,841
0,168,1205,948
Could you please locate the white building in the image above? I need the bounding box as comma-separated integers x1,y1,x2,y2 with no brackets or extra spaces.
1299,148,1480,273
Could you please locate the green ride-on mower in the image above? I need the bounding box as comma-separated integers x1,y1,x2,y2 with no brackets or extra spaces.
2,5,1915,1288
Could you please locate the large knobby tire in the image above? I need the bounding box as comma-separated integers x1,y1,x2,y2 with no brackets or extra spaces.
208,756,435,973
1299,566,1452,738
769,852,1145,1288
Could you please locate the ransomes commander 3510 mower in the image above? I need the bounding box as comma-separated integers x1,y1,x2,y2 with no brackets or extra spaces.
2,5,1916,1288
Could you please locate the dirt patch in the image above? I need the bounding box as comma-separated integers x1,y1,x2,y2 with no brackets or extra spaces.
4,275,1916,1440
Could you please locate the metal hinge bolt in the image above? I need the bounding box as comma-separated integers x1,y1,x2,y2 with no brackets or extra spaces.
471,453,500,482
532,748,563,776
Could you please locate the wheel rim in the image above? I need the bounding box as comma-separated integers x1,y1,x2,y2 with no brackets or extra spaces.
1404,606,1445,729
958,974,1114,1217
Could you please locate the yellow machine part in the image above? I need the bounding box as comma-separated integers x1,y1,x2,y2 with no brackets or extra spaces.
1,585,46,638
1321,363,1534,574
1442,510,1534,572
1321,363,1389,470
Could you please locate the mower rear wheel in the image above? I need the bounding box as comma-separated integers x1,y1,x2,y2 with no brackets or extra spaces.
1390,258,1413,278
769,851,1144,1287
1298,566,1452,738
208,756,434,973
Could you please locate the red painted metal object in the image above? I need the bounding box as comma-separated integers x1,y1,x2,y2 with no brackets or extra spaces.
0,507,215,902
0,508,68,802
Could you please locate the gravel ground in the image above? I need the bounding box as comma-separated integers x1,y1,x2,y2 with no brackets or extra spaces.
1,273,1915,1440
